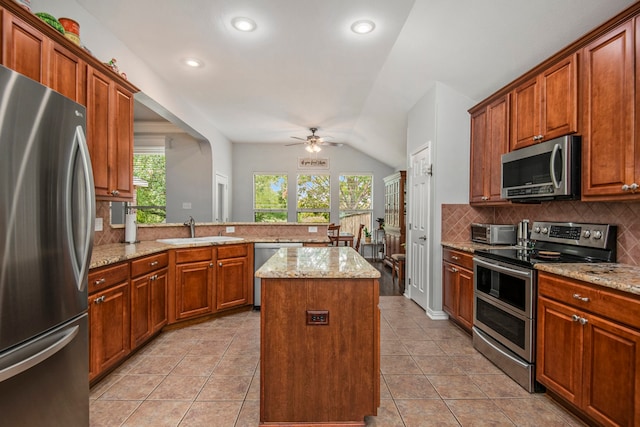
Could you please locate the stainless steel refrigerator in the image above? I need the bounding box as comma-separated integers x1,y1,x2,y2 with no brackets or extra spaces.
0,65,94,425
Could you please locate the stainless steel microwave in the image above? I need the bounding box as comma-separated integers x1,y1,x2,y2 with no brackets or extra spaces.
501,135,581,202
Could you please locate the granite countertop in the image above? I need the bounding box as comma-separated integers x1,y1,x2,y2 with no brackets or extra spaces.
90,236,329,269
255,247,381,279
535,263,640,296
441,241,515,253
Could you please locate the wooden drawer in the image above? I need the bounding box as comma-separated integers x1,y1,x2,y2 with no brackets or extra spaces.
130,252,168,278
538,271,640,330
217,243,248,260
89,262,129,294
442,247,474,270
175,247,212,264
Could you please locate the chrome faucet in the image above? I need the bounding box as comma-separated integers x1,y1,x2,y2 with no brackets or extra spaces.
184,216,196,238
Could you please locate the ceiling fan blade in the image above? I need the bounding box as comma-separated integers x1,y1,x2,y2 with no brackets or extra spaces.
322,142,344,147
290,136,308,141
285,142,305,146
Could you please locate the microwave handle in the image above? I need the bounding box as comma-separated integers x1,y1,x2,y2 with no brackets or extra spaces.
550,143,561,189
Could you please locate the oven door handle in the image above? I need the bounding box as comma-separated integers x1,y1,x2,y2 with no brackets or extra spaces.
474,257,532,278
474,327,530,369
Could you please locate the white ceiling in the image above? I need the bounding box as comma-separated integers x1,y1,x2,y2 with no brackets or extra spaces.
77,0,636,169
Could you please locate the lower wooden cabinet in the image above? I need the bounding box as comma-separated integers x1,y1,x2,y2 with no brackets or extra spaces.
215,244,253,311
442,248,474,332
537,272,640,426
88,263,130,382
174,247,215,321
130,253,169,348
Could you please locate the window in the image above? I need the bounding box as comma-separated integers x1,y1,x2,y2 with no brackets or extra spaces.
133,152,166,224
339,174,373,235
296,174,330,223
254,174,288,222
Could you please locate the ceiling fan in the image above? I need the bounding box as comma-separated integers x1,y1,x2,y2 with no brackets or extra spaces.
286,128,344,152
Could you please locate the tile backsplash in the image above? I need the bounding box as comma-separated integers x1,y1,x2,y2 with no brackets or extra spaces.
442,201,640,266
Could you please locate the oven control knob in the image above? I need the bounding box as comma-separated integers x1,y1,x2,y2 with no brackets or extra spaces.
593,230,603,240
541,227,549,235
583,230,591,238
534,226,541,233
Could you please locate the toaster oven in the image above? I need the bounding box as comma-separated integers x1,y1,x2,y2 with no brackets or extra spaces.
471,224,516,245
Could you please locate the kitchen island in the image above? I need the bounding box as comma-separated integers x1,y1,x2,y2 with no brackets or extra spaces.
256,246,381,426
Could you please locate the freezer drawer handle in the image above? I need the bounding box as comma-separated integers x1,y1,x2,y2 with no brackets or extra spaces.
0,326,79,383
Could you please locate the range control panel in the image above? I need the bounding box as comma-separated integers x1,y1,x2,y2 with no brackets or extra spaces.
530,221,616,249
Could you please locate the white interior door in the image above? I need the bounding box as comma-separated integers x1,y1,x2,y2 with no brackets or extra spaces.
408,143,431,309
215,173,229,222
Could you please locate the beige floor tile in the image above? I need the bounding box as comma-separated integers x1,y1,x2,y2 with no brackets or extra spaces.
445,399,515,426
90,400,141,427
493,397,575,426
147,375,207,400
90,373,124,400
179,401,242,426
434,337,477,356
171,355,222,377
394,327,430,341
427,375,487,399
395,399,460,426
246,375,260,400
413,355,466,375
450,354,503,375
235,400,260,427
384,374,439,399
197,375,252,401
127,355,183,375
381,338,409,355
365,399,405,427
99,374,165,400
469,374,531,398
402,340,447,356
122,400,191,426
187,339,232,357
213,354,259,376
381,355,423,375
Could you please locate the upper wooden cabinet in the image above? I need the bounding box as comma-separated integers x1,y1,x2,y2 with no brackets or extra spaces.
469,94,510,205
383,171,406,268
581,19,638,201
86,66,134,201
511,54,578,151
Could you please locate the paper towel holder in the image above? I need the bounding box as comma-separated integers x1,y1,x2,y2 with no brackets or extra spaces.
124,205,138,244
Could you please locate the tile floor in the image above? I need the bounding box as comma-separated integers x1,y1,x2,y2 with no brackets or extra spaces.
90,296,587,426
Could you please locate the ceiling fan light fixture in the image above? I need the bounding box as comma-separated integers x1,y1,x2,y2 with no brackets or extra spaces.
306,144,321,153
351,20,375,34
232,17,257,32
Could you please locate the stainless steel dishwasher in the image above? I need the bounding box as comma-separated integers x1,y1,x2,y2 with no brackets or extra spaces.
254,242,303,308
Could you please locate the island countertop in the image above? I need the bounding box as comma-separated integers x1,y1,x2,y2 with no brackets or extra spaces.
255,246,381,279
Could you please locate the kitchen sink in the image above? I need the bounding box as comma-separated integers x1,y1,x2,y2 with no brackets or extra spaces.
157,236,245,245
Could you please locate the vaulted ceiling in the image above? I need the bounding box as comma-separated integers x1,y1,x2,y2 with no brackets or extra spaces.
77,0,636,168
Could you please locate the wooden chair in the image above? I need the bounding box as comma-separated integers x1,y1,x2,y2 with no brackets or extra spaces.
353,224,365,252
328,224,341,246
391,243,406,285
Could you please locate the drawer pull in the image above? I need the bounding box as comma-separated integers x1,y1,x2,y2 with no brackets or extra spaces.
449,267,458,273
451,255,459,260
150,261,159,266
572,293,590,302
572,314,580,322
94,278,106,286
94,296,106,304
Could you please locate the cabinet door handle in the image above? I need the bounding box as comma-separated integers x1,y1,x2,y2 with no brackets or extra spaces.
219,262,223,267
571,314,580,322
110,190,120,196
631,183,639,192
94,296,106,304
150,261,159,266
578,317,588,325
94,278,106,286
572,293,590,302
449,267,458,273
622,184,630,191
209,262,214,268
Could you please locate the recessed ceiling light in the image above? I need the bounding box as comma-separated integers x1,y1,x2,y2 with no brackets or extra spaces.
351,20,375,34
184,58,203,68
232,17,257,32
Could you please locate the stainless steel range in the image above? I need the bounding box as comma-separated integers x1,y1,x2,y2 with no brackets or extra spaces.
472,221,617,392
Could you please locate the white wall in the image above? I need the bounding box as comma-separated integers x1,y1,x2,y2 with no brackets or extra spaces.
232,144,394,223
165,135,213,223
35,0,233,214
407,82,474,317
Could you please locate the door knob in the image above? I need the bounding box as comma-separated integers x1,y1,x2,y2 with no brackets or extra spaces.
418,235,427,241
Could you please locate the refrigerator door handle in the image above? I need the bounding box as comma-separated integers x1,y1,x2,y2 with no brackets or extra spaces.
67,124,95,292
0,326,79,383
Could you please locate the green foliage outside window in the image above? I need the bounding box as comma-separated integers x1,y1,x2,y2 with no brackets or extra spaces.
134,154,166,224
254,174,287,222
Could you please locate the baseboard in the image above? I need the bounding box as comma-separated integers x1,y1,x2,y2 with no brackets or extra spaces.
426,308,449,320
